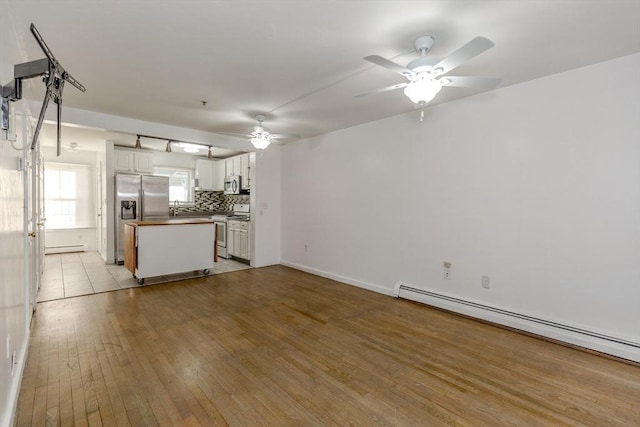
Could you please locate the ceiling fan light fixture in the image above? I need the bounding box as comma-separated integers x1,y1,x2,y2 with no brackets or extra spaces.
251,135,271,150
207,146,214,158
403,77,442,105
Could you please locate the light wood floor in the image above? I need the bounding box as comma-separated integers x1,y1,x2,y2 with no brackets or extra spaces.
38,252,250,302
15,266,640,426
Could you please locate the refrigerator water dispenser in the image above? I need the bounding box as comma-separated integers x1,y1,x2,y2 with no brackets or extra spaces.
120,200,137,219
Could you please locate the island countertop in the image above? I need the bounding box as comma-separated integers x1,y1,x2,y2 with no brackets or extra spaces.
126,218,214,227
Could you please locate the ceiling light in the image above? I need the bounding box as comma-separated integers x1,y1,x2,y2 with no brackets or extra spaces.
251,135,271,150
403,76,442,105
178,142,201,153
135,135,142,149
207,146,214,159
165,141,172,152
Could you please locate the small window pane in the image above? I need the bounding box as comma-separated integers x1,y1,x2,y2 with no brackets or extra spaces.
153,167,194,203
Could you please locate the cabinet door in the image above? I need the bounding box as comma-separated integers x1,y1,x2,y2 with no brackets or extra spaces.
232,156,241,177
195,159,214,190
134,152,153,173
240,229,249,259
114,149,134,172
213,160,225,191
227,227,235,256
225,158,234,176
240,154,250,190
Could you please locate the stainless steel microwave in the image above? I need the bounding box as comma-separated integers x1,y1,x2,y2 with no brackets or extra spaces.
224,175,241,194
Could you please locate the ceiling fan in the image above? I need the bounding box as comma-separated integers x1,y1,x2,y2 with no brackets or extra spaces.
222,115,300,149
63,142,86,152
358,35,501,108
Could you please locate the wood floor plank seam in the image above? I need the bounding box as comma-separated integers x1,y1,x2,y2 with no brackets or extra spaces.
14,265,640,426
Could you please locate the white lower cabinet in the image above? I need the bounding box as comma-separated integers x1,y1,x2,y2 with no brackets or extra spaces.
227,220,250,260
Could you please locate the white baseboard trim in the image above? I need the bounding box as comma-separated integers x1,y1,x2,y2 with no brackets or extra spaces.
276,261,639,363
280,260,394,297
45,244,87,254
394,282,640,363
2,327,30,427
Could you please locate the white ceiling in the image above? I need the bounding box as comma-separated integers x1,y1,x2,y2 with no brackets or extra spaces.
4,1,640,143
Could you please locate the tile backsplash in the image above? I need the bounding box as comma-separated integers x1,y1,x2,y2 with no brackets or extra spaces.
171,191,250,215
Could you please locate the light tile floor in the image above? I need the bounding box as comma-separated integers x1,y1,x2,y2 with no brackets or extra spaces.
37,251,251,302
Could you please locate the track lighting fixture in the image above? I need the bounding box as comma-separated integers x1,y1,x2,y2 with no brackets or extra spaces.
133,133,214,155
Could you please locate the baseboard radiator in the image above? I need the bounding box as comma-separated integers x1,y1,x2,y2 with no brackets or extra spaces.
393,282,640,362
45,244,87,254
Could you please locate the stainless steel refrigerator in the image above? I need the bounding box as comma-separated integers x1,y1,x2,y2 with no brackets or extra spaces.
115,173,170,263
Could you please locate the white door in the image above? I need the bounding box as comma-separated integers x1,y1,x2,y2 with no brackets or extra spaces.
26,132,44,313
96,162,103,256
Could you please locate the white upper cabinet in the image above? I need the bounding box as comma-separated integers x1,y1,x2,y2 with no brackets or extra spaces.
114,149,153,173
215,160,226,190
241,154,250,190
224,153,251,190
133,151,153,173
195,159,223,191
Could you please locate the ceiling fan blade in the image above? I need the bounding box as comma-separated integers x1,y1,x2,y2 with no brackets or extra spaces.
355,82,408,98
271,133,301,140
431,37,495,76
440,76,502,88
364,55,413,77
217,131,251,138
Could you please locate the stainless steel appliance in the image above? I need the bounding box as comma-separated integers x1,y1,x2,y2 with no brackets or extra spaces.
115,173,170,263
210,215,229,258
224,174,241,194
229,203,250,220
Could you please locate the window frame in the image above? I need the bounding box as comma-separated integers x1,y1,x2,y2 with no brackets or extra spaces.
152,166,195,204
44,162,96,230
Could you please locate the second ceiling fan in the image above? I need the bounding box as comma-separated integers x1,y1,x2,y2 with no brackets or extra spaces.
359,35,502,106
222,115,300,149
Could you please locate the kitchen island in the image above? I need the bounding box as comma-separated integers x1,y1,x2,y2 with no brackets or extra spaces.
124,218,216,284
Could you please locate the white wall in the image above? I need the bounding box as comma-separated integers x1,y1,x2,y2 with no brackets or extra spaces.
252,149,281,267
0,2,31,423
281,53,640,360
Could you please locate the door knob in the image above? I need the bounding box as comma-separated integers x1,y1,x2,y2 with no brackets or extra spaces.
28,232,36,238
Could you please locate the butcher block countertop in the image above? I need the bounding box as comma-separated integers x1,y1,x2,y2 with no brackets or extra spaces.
126,218,214,227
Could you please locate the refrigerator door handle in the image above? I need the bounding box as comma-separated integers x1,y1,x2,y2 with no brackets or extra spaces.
139,189,144,220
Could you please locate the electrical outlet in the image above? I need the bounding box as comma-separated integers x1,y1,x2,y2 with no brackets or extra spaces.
443,261,452,280
482,276,490,289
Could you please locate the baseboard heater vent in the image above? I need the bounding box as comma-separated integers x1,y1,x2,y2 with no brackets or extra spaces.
45,244,87,254
393,282,639,350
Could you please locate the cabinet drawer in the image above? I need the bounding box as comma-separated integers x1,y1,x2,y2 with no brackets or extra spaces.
229,220,249,230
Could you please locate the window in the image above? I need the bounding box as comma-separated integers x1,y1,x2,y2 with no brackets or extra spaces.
44,162,95,229
153,166,194,203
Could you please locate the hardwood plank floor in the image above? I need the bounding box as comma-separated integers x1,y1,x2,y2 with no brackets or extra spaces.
15,266,640,426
